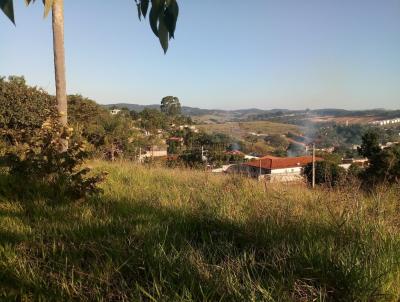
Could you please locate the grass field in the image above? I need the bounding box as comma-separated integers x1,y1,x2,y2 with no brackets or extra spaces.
308,116,380,125
197,121,302,140
1,161,399,301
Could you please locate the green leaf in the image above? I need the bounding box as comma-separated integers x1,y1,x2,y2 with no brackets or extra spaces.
0,0,15,24
158,13,169,53
149,0,163,37
140,0,149,18
164,0,178,39
42,0,53,18
137,3,141,20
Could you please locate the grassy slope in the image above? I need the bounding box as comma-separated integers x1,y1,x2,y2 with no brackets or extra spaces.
0,161,399,301
197,121,302,140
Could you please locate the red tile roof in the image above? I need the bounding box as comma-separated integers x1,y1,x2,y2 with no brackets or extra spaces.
244,155,323,170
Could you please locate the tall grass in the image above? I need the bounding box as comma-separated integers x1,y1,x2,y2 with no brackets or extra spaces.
0,160,399,301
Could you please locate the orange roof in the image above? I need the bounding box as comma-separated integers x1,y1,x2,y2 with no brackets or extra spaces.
245,155,323,170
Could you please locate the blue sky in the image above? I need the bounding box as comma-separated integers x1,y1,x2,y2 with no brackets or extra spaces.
1,0,400,110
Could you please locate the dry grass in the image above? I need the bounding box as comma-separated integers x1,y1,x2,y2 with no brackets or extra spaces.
197,121,302,140
0,160,399,301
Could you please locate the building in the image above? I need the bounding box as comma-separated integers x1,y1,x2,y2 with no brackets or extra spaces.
228,155,322,182
110,109,121,115
369,118,400,126
380,141,399,149
167,137,184,143
342,158,368,167
138,146,168,162
212,164,236,173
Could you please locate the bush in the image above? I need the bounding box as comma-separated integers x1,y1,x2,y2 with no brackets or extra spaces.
304,161,347,187
0,75,57,130
358,130,400,187
0,119,104,200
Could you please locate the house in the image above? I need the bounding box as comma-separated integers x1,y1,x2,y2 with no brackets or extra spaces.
316,147,335,153
168,137,184,143
224,150,245,156
369,118,400,126
110,109,121,115
138,145,168,162
342,158,368,167
222,150,259,160
380,141,399,149
244,154,259,160
212,164,236,173
177,125,199,133
229,155,323,182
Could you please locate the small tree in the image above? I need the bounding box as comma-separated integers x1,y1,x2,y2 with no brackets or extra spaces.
2,0,180,151
161,96,182,116
358,130,381,158
304,161,346,187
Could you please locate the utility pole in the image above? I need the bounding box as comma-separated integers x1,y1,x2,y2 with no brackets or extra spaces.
259,159,262,178
312,143,316,189
201,145,207,163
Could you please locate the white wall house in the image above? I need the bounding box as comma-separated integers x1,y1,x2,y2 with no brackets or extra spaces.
110,109,121,115
227,155,323,182
269,167,303,175
370,118,400,126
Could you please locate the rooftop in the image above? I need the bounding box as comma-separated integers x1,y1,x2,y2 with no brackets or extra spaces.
244,155,323,170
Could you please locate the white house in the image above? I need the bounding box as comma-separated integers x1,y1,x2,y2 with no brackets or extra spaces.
229,155,323,182
110,109,121,115
369,118,400,126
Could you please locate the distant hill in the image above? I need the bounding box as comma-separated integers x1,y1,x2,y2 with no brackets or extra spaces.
102,103,268,121
103,103,160,112
103,103,400,124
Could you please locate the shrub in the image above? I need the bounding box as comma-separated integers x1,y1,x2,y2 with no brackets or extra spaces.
0,75,57,130
0,119,105,200
304,161,347,187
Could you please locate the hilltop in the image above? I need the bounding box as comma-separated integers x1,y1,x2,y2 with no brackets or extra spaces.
104,103,400,124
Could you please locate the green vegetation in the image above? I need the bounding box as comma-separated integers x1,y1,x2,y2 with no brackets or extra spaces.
197,121,301,155
314,124,398,150
161,96,182,116
304,161,347,187
0,76,57,130
197,121,301,140
359,130,400,186
0,161,399,301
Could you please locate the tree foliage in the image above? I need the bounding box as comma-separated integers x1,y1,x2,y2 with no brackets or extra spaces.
1,0,179,53
0,118,104,200
161,96,182,116
359,130,400,186
0,76,57,130
138,108,169,131
304,161,346,187
0,79,144,159
358,130,381,158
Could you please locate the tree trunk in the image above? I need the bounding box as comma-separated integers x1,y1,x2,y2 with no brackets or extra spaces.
52,0,68,150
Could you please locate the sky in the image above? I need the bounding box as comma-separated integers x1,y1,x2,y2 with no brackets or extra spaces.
1,0,400,110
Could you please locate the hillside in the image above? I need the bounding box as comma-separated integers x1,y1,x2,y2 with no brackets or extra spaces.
104,103,400,124
197,121,303,140
1,161,399,301
103,103,267,121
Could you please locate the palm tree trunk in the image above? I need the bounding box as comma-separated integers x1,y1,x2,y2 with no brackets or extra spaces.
52,0,68,150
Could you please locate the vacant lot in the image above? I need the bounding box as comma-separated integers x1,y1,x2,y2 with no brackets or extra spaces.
197,121,302,140
1,161,399,301
308,116,380,125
